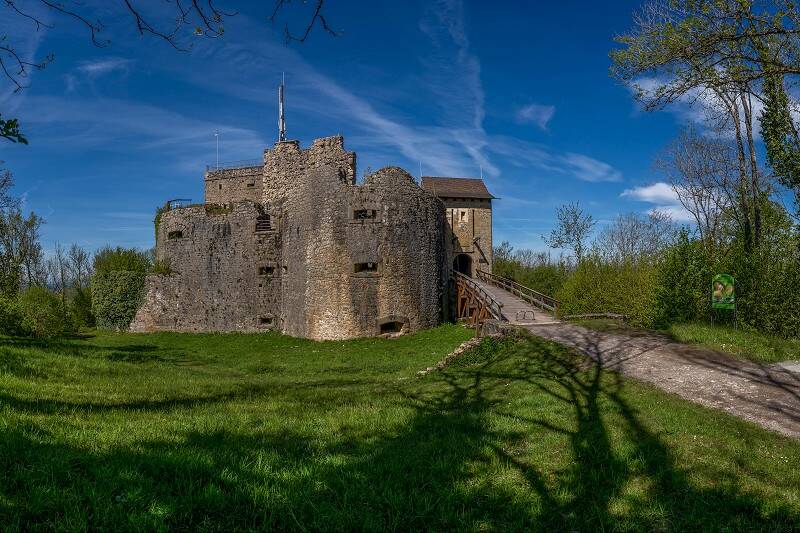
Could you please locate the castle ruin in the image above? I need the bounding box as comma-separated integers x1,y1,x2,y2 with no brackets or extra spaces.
131,135,494,340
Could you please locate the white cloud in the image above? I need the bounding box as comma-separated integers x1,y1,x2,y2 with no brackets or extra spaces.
621,182,678,204
621,182,694,221
561,153,623,182
516,103,555,130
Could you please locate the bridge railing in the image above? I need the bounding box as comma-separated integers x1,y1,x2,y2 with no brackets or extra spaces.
476,270,562,315
452,270,504,325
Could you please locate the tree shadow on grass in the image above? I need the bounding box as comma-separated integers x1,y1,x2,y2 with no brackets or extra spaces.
1,335,798,531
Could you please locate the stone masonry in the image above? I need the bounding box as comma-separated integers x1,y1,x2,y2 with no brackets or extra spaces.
131,135,492,340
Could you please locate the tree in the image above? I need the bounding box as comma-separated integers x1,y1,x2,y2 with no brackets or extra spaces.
593,210,675,264
656,127,739,255
1,0,337,143
760,73,800,213
611,0,780,251
543,202,596,263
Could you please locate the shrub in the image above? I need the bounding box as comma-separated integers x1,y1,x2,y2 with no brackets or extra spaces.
70,287,96,328
92,271,146,330
0,295,27,336
652,233,713,328
557,256,658,328
18,287,75,337
93,246,152,274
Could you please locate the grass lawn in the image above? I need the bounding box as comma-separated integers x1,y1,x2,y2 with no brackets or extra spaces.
575,318,800,365
1,325,799,531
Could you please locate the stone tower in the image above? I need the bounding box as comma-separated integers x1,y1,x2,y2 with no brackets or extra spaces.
421,177,495,278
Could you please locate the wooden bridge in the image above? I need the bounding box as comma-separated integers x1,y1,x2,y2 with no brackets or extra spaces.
452,270,561,327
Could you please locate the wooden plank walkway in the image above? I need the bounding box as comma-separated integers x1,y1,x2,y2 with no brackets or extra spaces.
473,278,560,325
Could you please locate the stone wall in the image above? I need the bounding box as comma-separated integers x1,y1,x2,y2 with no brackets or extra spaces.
130,202,281,332
263,136,356,205
280,165,445,340
133,135,448,340
204,166,264,205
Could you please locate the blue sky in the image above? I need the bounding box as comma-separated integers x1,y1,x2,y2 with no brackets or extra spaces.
0,0,696,254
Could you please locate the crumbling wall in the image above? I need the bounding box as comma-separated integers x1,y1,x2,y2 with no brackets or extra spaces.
280,164,444,340
130,202,281,332
204,166,264,204
263,136,356,205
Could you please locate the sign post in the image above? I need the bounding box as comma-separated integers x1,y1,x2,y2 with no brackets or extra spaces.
711,273,736,327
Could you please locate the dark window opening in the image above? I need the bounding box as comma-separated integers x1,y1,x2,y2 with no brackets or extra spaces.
167,230,183,240
218,183,222,190
255,214,271,232
354,262,378,273
259,316,274,326
380,321,404,334
246,182,255,188
354,209,377,220
258,266,275,276
453,254,472,276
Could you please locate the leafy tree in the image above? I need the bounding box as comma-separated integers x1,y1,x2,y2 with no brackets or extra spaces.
760,74,800,213
0,115,26,144
543,202,596,262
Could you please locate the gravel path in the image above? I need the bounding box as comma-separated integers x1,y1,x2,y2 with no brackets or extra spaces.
526,322,800,439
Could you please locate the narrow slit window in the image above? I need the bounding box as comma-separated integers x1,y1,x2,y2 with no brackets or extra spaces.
246,182,255,188
255,214,271,232
353,209,377,220
258,266,275,276
218,183,222,190
167,230,183,240
354,262,378,273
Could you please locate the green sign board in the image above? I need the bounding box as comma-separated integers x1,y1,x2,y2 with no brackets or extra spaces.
712,274,735,310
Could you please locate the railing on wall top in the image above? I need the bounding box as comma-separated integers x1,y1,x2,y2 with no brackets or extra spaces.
205,158,263,172
476,270,561,314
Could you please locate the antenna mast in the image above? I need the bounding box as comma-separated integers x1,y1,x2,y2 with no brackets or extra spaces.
278,73,287,142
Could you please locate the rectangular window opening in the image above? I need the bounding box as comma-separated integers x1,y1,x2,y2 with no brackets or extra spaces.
258,266,275,276
246,182,255,188
354,262,378,273
218,183,222,190
380,321,404,334
353,209,377,220
259,316,274,326
167,230,183,240
255,214,271,232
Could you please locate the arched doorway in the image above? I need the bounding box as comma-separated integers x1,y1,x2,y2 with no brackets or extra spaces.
453,254,472,277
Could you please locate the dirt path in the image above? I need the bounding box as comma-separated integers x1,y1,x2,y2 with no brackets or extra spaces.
526,323,800,439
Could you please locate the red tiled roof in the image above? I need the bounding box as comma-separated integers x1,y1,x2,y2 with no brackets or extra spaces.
420,177,495,199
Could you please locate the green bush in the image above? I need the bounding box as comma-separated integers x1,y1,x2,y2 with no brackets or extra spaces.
91,271,146,330
652,232,713,328
0,295,27,336
93,246,152,274
18,287,75,337
557,256,658,328
70,287,96,328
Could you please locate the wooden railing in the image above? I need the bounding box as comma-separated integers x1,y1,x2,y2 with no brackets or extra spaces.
452,270,504,326
476,270,562,314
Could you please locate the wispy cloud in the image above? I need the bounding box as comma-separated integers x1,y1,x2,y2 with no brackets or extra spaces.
77,57,133,76
562,152,623,182
516,103,555,130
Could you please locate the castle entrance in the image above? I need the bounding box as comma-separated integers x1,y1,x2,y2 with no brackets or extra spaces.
453,253,472,277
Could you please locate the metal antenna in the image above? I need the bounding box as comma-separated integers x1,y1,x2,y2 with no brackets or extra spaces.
214,130,219,169
480,165,483,179
278,73,287,142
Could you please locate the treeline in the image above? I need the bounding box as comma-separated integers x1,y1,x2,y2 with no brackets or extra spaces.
0,166,154,337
